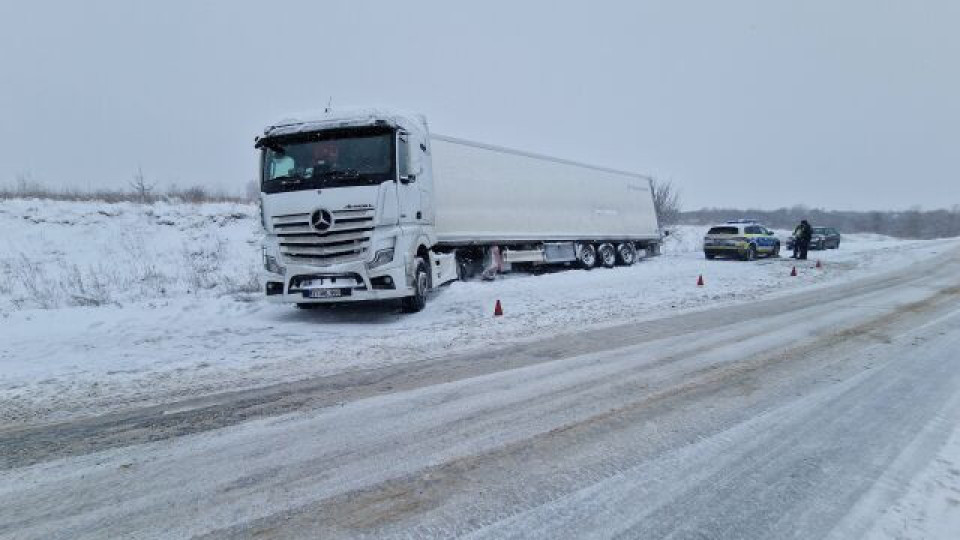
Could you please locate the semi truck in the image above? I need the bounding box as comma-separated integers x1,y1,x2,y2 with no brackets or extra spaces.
256,108,661,312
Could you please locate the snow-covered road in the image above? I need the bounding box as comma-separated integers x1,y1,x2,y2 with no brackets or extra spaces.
2,243,959,539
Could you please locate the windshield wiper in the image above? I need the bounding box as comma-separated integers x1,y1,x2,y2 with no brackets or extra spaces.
319,169,381,184
272,175,304,185
319,168,361,178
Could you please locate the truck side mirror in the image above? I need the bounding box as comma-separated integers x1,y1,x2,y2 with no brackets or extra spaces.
398,132,423,184
408,144,423,177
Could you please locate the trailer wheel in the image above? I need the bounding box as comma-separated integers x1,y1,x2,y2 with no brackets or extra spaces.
401,257,429,313
576,243,597,269
598,243,617,268
616,243,638,265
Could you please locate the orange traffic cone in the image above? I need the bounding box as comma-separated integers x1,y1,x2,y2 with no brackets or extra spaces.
790,266,798,277
697,274,704,286
494,299,503,317
816,260,823,269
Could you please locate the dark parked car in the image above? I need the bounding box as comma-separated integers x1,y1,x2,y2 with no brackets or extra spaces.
787,227,841,251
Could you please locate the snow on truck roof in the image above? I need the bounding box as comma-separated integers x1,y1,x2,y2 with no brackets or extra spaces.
262,107,429,139
261,107,650,180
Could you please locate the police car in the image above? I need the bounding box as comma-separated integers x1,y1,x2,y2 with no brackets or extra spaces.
703,220,781,261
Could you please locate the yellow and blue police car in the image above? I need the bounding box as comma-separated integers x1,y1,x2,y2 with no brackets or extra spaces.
703,220,781,261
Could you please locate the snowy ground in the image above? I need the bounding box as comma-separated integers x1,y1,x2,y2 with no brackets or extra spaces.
865,412,960,540
1,199,958,427
3,236,960,539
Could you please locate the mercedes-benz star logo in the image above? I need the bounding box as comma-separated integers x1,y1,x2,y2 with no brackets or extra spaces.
310,208,334,232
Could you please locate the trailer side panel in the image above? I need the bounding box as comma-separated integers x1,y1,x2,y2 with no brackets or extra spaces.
430,135,659,245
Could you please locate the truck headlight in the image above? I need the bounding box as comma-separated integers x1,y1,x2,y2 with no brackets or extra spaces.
263,249,285,274
368,248,395,269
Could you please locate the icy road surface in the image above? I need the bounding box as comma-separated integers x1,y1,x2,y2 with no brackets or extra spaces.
1,244,959,538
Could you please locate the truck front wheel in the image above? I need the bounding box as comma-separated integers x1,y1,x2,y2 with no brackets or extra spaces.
401,257,429,313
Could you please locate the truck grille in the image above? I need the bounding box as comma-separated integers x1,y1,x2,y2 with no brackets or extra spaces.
273,209,375,265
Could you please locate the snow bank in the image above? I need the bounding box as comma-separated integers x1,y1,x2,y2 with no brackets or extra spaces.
661,226,704,253
0,198,262,311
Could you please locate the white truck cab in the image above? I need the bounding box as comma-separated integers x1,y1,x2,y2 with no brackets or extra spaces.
258,108,453,312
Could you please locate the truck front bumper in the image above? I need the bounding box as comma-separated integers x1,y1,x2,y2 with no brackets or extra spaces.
262,258,413,304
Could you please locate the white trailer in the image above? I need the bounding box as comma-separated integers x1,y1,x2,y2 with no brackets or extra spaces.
256,108,661,312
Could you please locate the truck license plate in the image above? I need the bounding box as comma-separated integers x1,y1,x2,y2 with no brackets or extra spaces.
305,288,346,299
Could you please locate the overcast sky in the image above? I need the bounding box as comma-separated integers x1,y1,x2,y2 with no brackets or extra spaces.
1,1,957,210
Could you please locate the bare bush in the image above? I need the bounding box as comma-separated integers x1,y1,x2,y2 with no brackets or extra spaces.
220,268,261,295
181,236,230,291
0,260,15,297
118,232,173,296
651,177,683,226
128,167,157,204
63,264,114,307
181,186,208,204
6,254,58,309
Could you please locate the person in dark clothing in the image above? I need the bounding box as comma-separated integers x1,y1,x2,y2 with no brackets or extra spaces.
796,219,813,260
791,223,803,258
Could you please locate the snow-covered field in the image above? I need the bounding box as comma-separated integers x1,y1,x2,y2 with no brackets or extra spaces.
1,199,958,426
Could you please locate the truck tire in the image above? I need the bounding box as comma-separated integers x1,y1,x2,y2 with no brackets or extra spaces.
705,251,716,260
598,243,617,268
401,257,429,313
577,243,597,269
616,243,638,265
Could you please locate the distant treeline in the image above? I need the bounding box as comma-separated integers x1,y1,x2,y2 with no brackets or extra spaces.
681,207,960,239
0,176,252,204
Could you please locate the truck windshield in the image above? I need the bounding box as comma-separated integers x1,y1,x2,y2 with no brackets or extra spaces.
260,127,395,193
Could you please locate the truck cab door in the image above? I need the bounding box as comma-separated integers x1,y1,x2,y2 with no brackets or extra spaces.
415,137,433,225
397,133,422,224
